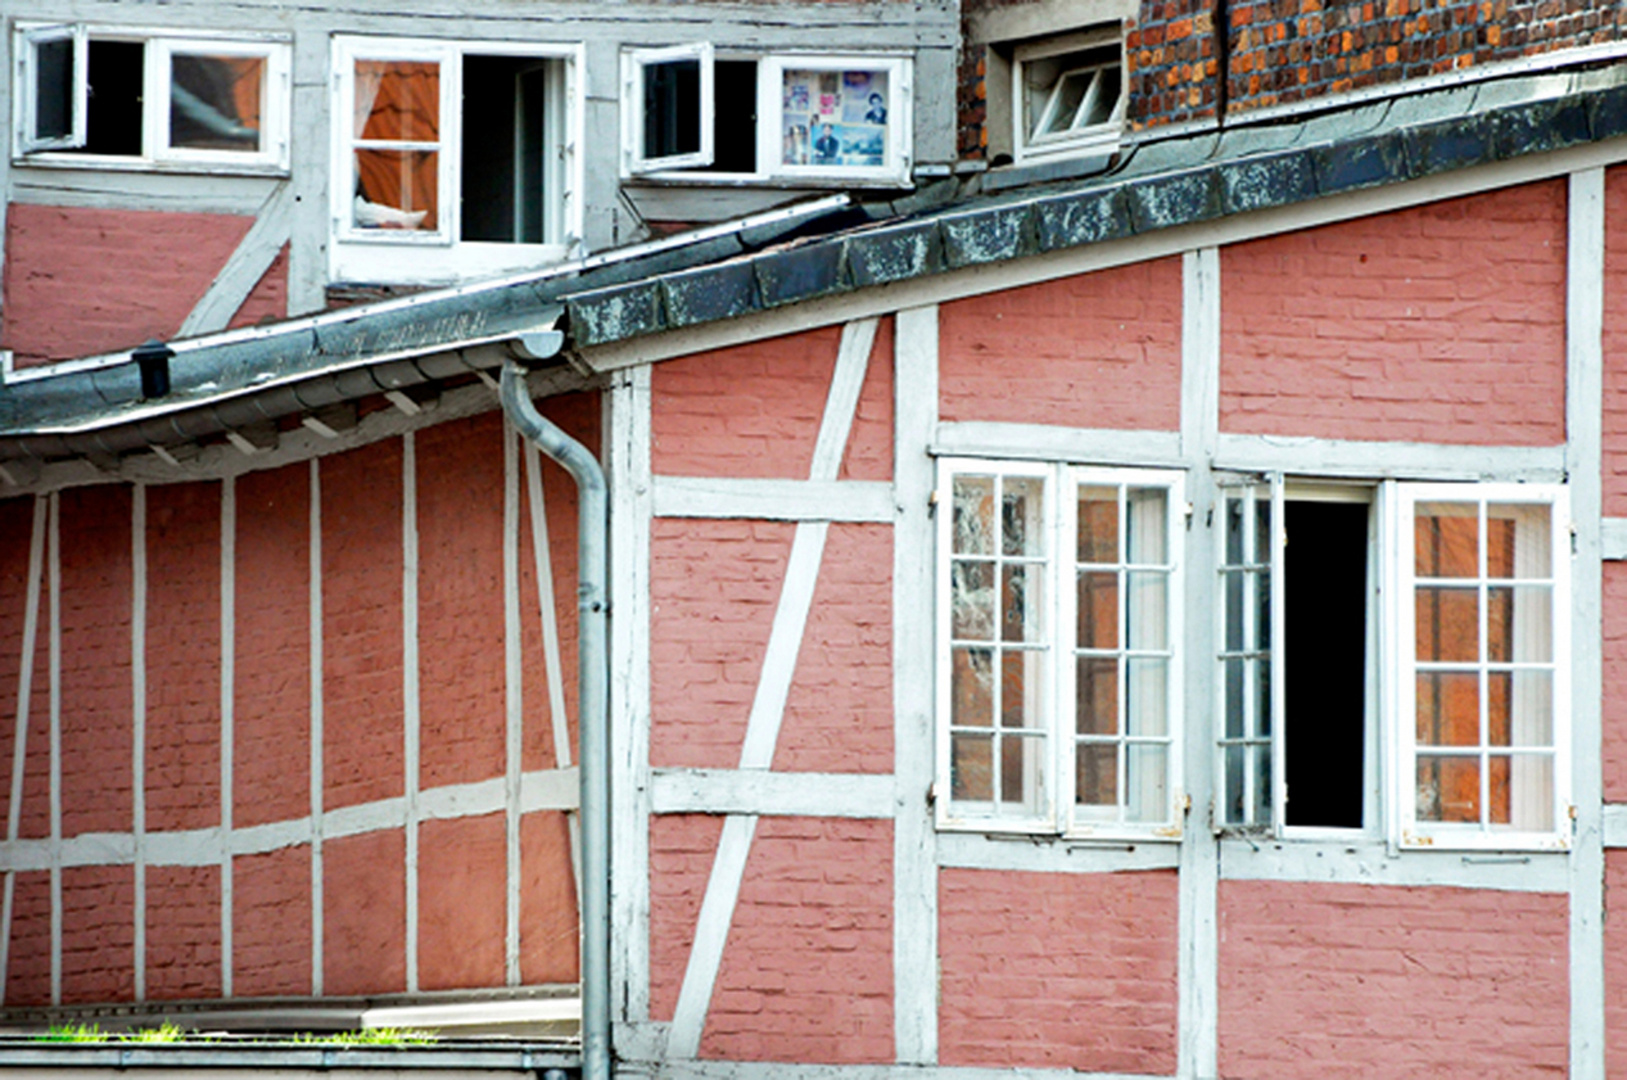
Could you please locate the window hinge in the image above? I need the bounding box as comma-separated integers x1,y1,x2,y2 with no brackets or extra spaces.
1180,792,1192,814
926,781,938,807
928,488,939,511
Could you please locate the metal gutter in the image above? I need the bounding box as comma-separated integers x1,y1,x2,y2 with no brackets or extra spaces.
498,358,609,1080
0,1038,578,1072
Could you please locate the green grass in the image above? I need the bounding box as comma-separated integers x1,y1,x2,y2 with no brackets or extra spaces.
34,1022,105,1043
32,1022,433,1046
283,1027,437,1046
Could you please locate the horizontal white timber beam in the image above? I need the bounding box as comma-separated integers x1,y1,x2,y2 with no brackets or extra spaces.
935,831,1181,876
650,769,895,818
658,1062,1171,1080
1602,518,1627,561
931,422,1183,467
1215,434,1567,482
1601,804,1627,848
1217,838,1571,893
651,477,895,522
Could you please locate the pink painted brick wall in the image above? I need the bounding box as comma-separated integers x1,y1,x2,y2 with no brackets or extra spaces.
842,316,894,482
323,828,406,996
1602,166,1627,514
233,845,312,997
521,810,580,983
1,204,251,367
1605,562,1627,802
418,813,506,990
1217,879,1568,1079
702,817,893,1063
5,871,50,1006
939,867,1179,1074
1221,181,1568,446
146,482,221,834
1608,849,1627,1078
0,498,45,844
146,864,222,1000
649,813,725,1021
227,244,289,330
940,258,1183,431
60,865,135,1005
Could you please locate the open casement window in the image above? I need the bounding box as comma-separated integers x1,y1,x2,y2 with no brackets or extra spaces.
1013,28,1125,163
18,24,87,152
936,459,1184,839
623,44,714,174
12,25,289,168
1398,484,1570,850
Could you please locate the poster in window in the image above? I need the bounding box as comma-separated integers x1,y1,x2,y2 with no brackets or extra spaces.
780,68,888,168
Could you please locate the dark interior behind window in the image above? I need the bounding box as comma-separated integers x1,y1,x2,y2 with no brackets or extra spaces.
461,54,548,244
84,40,144,155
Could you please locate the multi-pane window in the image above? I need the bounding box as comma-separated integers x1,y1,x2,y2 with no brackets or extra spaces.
936,460,1184,838
1011,29,1125,164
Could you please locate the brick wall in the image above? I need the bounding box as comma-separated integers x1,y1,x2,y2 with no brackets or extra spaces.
1605,562,1627,802
1219,181,1567,446
1608,849,1627,1077
1602,166,1627,514
938,868,1179,1074
1218,879,1568,1078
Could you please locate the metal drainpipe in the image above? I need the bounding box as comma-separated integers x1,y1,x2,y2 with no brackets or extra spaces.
499,359,610,1080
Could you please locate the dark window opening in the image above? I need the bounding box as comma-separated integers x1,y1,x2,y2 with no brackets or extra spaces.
84,40,144,155
642,56,701,160
705,59,758,173
33,37,75,142
461,54,549,244
1283,499,1368,829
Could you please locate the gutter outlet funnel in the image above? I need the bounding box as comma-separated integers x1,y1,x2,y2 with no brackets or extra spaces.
133,339,175,400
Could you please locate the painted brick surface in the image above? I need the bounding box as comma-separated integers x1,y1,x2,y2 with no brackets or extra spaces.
651,519,793,770
234,464,311,829
1605,562,1627,801
652,327,842,479
60,865,135,1005
0,204,251,368
842,317,894,482
419,814,507,990
323,828,407,996
0,497,46,844
774,523,893,774
701,817,893,1063
649,813,725,1021
146,482,221,834
939,259,1183,431
1220,182,1567,446
321,440,404,810
233,845,312,997
1601,166,1627,515
521,810,580,983
939,867,1179,1074
228,244,290,330
1217,879,1568,1078
146,864,222,1000
5,870,50,1005
417,414,506,791
59,486,133,837
1608,849,1627,1078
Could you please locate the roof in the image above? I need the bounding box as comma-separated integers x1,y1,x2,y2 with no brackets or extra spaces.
2,60,1626,474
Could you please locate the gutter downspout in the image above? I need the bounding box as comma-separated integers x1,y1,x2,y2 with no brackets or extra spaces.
499,357,610,1080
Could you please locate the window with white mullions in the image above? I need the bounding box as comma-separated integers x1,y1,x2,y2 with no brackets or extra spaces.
19,24,86,152
1216,482,1277,830
945,468,1052,824
1401,487,1568,845
1070,478,1176,829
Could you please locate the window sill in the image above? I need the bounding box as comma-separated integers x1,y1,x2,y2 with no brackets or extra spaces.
623,171,913,190
980,148,1115,193
329,240,576,288
11,154,290,177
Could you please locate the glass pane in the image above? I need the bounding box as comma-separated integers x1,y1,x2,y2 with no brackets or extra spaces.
951,735,992,802
1077,486,1118,563
354,149,438,231
1223,569,1245,652
1496,754,1554,831
1002,565,1044,643
34,37,74,141
1416,587,1478,663
1076,657,1118,736
1077,571,1118,650
952,476,995,556
1039,69,1090,135
1076,743,1116,807
1125,658,1167,737
1251,743,1272,825
1487,586,1552,663
1002,476,1045,556
355,60,439,141
1126,744,1168,823
1223,657,1245,739
780,67,888,168
1416,754,1479,823
1126,487,1167,564
1001,733,1045,813
950,648,993,728
1082,64,1122,126
1254,498,1272,569
1489,503,1550,578
1126,572,1168,650
1256,570,1272,650
1416,502,1478,578
642,57,701,159
1415,671,1479,747
1255,657,1272,738
1223,744,1245,825
951,561,994,641
1000,650,1041,729
1225,496,1245,566
1501,670,1553,748
171,54,262,151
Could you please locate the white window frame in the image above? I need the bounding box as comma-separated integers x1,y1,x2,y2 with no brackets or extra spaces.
1011,27,1126,165
934,458,1186,841
328,35,584,286
1213,477,1571,852
619,49,912,187
622,43,714,175
11,23,290,172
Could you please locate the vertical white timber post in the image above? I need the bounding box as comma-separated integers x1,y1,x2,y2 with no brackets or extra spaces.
1568,166,1606,1080
893,305,940,1065
1179,246,1221,1080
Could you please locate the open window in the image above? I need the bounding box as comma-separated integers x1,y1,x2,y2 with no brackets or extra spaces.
330,36,581,285
1013,28,1125,163
936,459,1185,839
620,49,911,185
12,24,288,169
